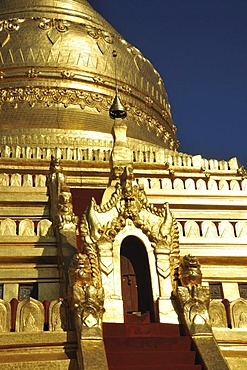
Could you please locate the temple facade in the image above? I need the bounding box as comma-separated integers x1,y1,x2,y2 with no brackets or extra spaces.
0,1,246,369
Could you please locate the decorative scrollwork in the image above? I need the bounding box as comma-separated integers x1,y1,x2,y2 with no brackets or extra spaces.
61,70,75,79
81,167,179,262
36,18,70,32
0,87,178,148
145,96,154,106
26,68,39,78
0,18,25,32
85,25,113,44
0,18,25,47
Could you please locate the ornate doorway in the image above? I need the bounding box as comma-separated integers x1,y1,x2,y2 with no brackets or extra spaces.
120,236,155,322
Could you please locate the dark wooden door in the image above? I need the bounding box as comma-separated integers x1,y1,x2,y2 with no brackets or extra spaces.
121,236,155,322
121,255,138,313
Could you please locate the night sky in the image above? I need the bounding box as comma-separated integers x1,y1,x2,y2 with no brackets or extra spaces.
90,0,247,167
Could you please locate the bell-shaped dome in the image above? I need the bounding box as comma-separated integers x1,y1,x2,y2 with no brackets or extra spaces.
0,0,178,149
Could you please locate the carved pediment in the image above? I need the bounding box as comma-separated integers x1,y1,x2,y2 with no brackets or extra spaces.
81,175,179,255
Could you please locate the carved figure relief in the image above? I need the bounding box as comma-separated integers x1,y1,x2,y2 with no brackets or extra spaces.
19,219,35,236
162,178,172,190
185,178,195,190
184,221,200,238
49,298,68,331
10,173,21,186
16,297,44,332
207,179,218,191
230,180,240,191
0,173,9,186
209,300,228,328
218,221,235,239
152,178,162,190
219,179,229,191
236,221,247,238
0,218,16,236
173,178,184,190
0,300,11,332
230,298,247,328
37,219,54,237
23,174,33,187
34,174,47,187
196,179,207,191
48,156,78,231
201,221,218,238
56,190,78,231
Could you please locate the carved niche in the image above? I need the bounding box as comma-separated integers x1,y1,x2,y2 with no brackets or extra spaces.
230,180,240,191
173,178,184,190
34,174,47,187
230,298,247,328
19,219,35,236
201,221,218,238
23,174,33,187
162,178,172,190
10,173,22,187
49,298,68,331
15,297,44,332
196,179,207,191
0,173,9,186
236,221,247,238
218,179,229,191
37,219,54,237
218,221,235,239
184,221,200,238
209,300,228,328
207,179,218,191
185,178,195,190
0,299,11,332
0,218,16,236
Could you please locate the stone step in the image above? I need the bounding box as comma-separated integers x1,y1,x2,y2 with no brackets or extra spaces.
103,323,181,337
0,359,77,370
104,336,191,351
0,332,78,369
112,366,202,370
106,350,196,367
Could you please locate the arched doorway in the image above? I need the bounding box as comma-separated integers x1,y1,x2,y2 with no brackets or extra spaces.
120,236,155,322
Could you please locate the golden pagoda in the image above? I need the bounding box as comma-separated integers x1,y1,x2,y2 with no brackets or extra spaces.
0,1,246,369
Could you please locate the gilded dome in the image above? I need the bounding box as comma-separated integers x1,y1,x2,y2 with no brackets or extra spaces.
0,0,178,149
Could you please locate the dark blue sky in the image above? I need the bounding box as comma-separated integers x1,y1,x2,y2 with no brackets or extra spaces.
90,0,247,167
